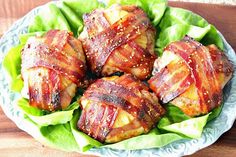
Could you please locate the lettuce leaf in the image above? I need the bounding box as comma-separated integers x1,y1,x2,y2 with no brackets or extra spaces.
158,104,223,138
3,30,80,126
3,31,45,82
105,128,184,150
10,75,24,92
18,98,79,126
159,114,209,138
2,0,226,152
3,32,45,93
19,31,45,44
59,2,84,36
3,45,23,81
70,111,184,151
20,114,79,151
63,0,104,18
28,0,103,36
201,25,224,50
207,104,223,122
70,111,103,152
106,0,167,25
156,7,224,55
39,122,79,151
28,3,71,33
159,7,209,29
156,24,212,55
160,104,191,124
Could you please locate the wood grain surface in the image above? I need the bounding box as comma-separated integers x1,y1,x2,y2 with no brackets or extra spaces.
0,0,236,157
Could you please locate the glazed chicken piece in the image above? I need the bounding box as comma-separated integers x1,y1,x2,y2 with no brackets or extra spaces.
79,4,156,80
78,74,165,143
21,30,86,111
148,36,233,116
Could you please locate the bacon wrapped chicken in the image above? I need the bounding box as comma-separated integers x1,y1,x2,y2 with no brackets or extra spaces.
21,30,86,111
78,74,165,143
148,36,233,116
80,4,156,80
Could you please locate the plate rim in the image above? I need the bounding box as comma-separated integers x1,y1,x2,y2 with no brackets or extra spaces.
0,1,236,156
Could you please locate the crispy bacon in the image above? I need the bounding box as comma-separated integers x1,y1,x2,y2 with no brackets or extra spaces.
148,36,233,116
21,30,86,111
80,4,156,80
149,51,194,103
78,74,165,143
207,44,233,87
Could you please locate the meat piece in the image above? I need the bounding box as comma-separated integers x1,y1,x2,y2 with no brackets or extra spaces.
148,36,233,116
21,30,86,111
77,74,165,143
80,4,156,80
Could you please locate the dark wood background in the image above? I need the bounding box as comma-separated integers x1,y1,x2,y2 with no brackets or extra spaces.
0,0,235,156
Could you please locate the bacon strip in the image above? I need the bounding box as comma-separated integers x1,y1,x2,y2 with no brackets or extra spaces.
22,30,86,84
175,36,222,112
27,68,62,111
83,80,154,129
21,30,86,111
148,52,194,103
83,8,150,74
81,5,156,80
83,9,110,37
149,36,231,115
78,74,165,142
207,44,233,78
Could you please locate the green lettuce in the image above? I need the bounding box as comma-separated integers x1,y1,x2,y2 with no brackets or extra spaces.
3,31,80,126
3,45,23,84
19,31,45,44
28,3,71,33
106,0,167,25
201,25,224,50
18,98,79,126
69,104,222,151
207,104,223,122
156,7,223,55
159,7,209,29
158,104,223,138
2,0,226,152
3,32,45,92
39,122,79,151
60,2,84,35
63,0,104,17
105,128,184,150
70,111,184,151
156,24,212,54
70,111,103,152
159,114,209,138
28,0,103,36
20,115,79,151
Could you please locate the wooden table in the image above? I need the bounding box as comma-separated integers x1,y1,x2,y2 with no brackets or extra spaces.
0,1,236,157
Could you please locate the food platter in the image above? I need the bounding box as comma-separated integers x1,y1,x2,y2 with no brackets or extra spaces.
0,1,236,156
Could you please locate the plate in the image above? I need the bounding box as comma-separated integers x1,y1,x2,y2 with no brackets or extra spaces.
0,1,236,156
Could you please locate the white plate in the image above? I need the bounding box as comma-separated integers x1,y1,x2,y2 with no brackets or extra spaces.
0,2,236,156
